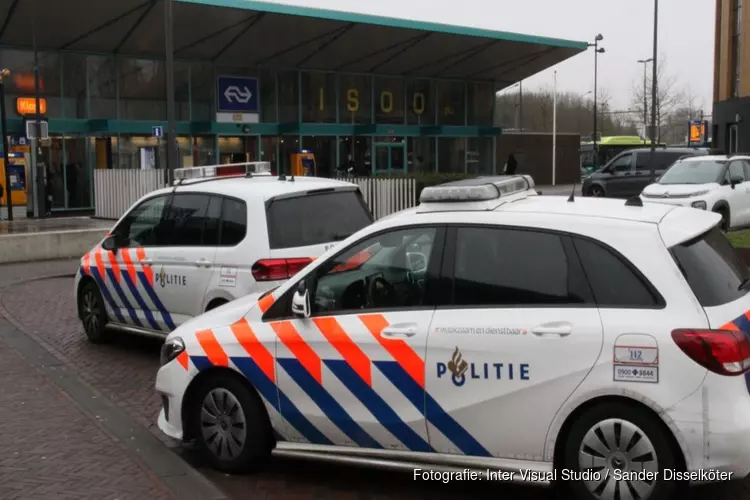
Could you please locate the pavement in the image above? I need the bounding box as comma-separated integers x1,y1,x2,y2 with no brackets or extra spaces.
0,259,747,499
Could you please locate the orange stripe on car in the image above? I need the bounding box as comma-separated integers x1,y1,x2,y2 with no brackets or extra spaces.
195,329,229,367
135,247,154,285
105,248,121,283
231,318,275,382
176,351,189,370
359,313,425,389
120,248,138,284
272,321,322,384
722,321,740,331
82,252,91,275
314,317,371,386
258,293,275,314
94,248,107,283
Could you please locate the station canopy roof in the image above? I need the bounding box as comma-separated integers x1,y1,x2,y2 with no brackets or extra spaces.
0,0,587,87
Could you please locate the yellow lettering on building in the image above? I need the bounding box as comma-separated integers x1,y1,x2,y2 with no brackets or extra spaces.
413,92,425,115
347,89,359,112
319,87,325,111
380,91,393,113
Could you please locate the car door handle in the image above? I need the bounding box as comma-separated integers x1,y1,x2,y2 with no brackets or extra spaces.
141,258,153,266
531,322,573,337
381,324,418,338
195,258,210,268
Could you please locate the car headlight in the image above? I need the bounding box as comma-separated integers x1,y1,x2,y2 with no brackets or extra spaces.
690,190,709,197
160,337,185,366
691,201,707,210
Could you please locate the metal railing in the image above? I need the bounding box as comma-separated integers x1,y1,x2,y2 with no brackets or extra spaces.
94,171,417,221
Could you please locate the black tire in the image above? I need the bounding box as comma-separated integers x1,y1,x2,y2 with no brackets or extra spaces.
190,374,273,474
715,208,730,232
560,401,684,500
78,280,109,343
206,299,228,312
588,185,605,197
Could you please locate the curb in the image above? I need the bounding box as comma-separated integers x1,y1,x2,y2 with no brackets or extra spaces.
0,274,229,500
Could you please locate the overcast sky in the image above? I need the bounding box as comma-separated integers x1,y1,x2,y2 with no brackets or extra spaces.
267,0,715,114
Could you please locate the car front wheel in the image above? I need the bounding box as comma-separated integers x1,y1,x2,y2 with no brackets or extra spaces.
78,281,108,343
191,374,273,474
560,401,683,500
588,185,605,197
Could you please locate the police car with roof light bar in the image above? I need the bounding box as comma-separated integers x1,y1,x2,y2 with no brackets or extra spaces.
156,174,750,500
74,161,373,342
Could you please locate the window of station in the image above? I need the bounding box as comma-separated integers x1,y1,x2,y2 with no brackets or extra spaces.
278,71,299,123
301,72,336,123
62,53,87,119
407,137,435,174
301,136,337,177
406,79,434,125
437,137,466,173
261,136,280,173
374,77,404,124
259,69,277,122
117,58,165,121
339,74,371,124
339,136,372,176
437,80,465,126
0,49,62,119
190,62,214,121
467,82,493,126
218,136,258,164
466,137,494,175
279,136,300,175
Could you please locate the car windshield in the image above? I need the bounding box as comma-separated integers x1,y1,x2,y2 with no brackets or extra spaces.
657,160,726,185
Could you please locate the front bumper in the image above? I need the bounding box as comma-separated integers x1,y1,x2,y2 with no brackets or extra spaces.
155,357,194,441
640,196,707,209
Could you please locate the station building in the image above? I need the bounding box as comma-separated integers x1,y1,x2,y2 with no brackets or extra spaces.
0,0,586,212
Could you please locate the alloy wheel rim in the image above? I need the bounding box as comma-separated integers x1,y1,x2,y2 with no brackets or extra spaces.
201,388,247,461
82,291,100,333
592,187,604,197
578,418,658,500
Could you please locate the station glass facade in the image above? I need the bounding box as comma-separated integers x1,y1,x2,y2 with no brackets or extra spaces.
0,48,500,211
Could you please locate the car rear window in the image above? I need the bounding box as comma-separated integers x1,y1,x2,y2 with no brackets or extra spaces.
671,227,750,307
266,189,374,249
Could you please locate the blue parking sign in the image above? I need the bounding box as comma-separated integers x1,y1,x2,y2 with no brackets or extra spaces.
216,76,260,113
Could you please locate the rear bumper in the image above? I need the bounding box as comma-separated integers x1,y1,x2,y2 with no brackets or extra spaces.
667,374,750,482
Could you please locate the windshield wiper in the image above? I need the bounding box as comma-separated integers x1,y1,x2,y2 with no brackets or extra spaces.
738,277,750,291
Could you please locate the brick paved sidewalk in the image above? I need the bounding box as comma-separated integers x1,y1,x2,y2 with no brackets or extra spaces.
0,330,174,500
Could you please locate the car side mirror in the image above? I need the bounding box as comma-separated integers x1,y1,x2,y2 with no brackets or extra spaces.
101,234,118,252
731,175,744,189
291,281,311,318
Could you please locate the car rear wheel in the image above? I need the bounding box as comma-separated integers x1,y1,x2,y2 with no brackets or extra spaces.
560,401,683,500
78,281,108,343
191,374,273,474
588,185,605,197
715,208,730,232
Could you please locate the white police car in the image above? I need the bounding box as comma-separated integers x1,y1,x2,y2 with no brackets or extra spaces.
74,162,373,342
155,175,750,500
641,154,750,231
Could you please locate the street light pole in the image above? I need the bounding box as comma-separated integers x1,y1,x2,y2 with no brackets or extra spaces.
637,58,653,137
164,0,178,186
589,35,604,168
0,69,11,221
649,0,659,182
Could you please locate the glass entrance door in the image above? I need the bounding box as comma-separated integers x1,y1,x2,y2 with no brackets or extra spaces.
373,138,406,173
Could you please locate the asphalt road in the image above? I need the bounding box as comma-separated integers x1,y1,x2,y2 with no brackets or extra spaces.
0,269,746,500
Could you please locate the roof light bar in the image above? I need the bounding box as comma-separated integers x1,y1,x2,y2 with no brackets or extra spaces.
419,175,534,204
173,161,272,182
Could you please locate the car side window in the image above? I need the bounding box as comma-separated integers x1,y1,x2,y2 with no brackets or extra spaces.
572,237,664,308
114,194,170,247
727,161,747,182
451,227,592,306
743,161,750,180
635,153,651,172
202,196,222,246
311,227,438,315
611,153,633,173
161,193,213,247
220,198,247,246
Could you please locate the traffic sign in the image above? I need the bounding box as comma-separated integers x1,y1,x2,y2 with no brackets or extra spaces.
152,126,164,138
216,76,259,113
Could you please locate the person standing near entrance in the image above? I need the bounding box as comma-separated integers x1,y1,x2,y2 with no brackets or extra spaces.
504,153,518,175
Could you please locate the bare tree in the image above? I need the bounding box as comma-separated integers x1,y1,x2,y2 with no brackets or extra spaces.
630,56,686,142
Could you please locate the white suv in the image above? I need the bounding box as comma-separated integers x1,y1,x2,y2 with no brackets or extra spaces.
156,175,750,500
640,154,750,231
74,162,373,342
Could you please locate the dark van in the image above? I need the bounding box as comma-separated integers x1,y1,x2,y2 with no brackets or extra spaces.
582,147,709,198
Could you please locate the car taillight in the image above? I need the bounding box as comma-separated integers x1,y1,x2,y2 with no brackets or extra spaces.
251,258,312,282
671,328,750,376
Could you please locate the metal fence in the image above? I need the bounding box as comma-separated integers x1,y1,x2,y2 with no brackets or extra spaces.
94,170,165,219
93,171,417,220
